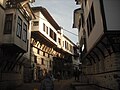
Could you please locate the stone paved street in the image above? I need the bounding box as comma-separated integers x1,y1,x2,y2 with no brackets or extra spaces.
15,82,41,90
75,85,99,90
54,79,73,90
15,78,99,90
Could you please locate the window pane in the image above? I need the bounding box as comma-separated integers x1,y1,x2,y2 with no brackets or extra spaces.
46,26,48,34
4,14,13,34
34,55,37,63
50,28,53,38
54,32,56,41
22,23,27,42
41,58,44,65
33,21,39,26
91,4,95,27
16,16,22,38
43,23,45,31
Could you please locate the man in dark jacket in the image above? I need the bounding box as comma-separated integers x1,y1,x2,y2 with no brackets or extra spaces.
74,68,80,81
40,73,54,90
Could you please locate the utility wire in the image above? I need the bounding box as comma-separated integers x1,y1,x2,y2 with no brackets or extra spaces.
62,28,78,36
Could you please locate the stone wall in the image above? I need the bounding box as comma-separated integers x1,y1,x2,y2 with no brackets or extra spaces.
82,53,120,90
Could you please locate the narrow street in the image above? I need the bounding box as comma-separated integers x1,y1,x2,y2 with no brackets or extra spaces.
15,78,99,90
15,79,73,90
1,0,120,89
54,79,73,90
15,82,40,90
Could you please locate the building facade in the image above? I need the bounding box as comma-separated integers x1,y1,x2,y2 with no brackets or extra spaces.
0,0,35,89
0,0,79,88
73,0,120,90
31,6,78,81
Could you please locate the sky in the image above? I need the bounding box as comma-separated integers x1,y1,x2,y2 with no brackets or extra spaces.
31,0,79,44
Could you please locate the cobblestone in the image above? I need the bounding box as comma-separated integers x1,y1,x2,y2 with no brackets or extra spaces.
15,78,99,90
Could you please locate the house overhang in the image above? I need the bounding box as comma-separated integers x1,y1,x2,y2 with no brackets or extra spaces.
22,3,36,20
53,46,73,57
32,7,61,30
6,0,35,20
73,8,82,28
81,31,120,65
31,31,57,48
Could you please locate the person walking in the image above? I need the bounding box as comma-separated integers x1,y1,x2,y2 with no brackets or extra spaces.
74,68,80,81
40,73,54,90
56,72,61,82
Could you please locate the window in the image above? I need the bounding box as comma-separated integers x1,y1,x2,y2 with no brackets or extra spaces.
43,52,45,56
68,44,71,51
65,41,67,49
41,58,44,65
16,16,22,38
67,42,68,50
43,23,45,32
33,21,39,26
22,23,27,42
43,23,48,34
54,32,56,41
37,49,39,54
4,14,13,34
50,28,56,41
85,0,87,6
58,38,61,45
34,55,37,63
91,4,95,28
70,45,72,52
46,26,48,34
50,28,53,38
89,13,92,32
87,3,95,36
48,54,50,58
81,14,84,27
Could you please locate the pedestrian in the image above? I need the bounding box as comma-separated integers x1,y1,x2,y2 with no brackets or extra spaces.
48,71,55,81
56,72,61,82
74,68,80,81
40,73,54,90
